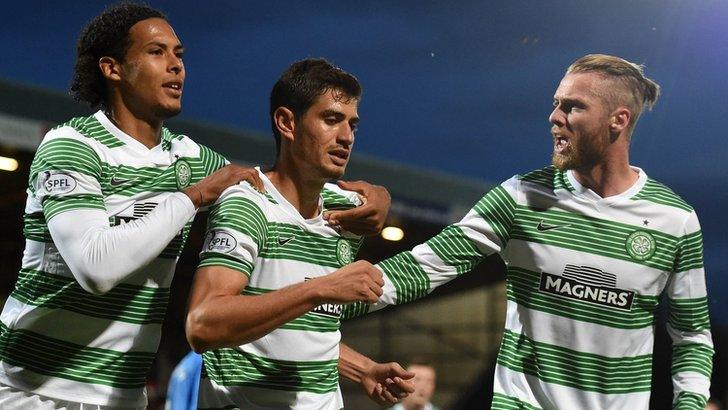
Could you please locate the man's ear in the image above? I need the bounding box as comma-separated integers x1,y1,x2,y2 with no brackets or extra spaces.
99,56,122,82
609,107,631,133
274,107,296,143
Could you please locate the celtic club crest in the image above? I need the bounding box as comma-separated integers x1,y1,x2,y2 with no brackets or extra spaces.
175,159,192,189
626,231,656,261
336,238,354,266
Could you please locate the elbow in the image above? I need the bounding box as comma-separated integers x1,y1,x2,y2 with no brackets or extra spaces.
74,271,114,295
185,310,216,353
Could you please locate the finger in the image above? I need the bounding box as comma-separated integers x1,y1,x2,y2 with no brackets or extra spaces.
371,272,384,288
368,277,384,296
365,287,380,303
336,180,370,195
239,171,265,192
389,377,415,394
384,378,406,397
325,206,376,223
388,363,416,379
380,387,399,405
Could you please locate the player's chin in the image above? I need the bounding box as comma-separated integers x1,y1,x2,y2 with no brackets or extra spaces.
324,164,347,180
155,102,182,119
551,152,573,170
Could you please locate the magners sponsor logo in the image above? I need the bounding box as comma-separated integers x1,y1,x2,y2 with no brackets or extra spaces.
311,303,342,319
304,277,342,319
539,272,634,310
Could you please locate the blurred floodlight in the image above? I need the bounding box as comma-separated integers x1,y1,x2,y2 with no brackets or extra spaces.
0,156,18,171
381,226,404,241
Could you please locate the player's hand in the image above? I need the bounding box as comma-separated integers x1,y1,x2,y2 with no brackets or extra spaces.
360,361,415,407
316,260,383,304
323,180,391,236
184,165,264,207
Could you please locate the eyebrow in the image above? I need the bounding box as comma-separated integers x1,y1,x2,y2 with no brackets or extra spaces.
321,109,359,122
144,41,184,51
554,96,585,106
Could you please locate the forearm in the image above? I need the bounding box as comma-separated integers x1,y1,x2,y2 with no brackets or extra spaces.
48,192,196,294
338,342,376,383
186,279,324,352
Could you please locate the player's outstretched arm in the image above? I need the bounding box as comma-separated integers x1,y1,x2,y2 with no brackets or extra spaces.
339,343,415,407
323,180,390,236
47,165,264,295
185,260,384,352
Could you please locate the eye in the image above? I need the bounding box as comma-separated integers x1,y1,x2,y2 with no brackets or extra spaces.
175,51,184,60
324,117,338,125
149,49,163,55
350,122,359,132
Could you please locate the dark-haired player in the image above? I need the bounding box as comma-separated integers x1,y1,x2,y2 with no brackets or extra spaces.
0,3,390,409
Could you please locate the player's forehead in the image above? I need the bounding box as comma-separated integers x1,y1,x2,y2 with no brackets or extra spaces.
308,88,359,116
553,72,603,101
127,17,182,50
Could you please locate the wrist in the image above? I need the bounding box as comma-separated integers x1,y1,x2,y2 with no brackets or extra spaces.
305,276,330,305
184,185,204,208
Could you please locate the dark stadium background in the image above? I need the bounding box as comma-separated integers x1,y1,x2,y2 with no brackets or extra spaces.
1,1,727,408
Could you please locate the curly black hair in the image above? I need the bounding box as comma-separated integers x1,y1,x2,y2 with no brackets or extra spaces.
269,58,362,156
70,2,165,109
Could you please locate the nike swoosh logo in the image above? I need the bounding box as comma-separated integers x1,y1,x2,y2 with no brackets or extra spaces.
536,220,570,231
278,237,294,246
110,176,134,186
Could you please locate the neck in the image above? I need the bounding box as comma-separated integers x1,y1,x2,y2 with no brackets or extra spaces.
403,403,426,410
106,101,163,149
266,160,326,219
571,159,638,198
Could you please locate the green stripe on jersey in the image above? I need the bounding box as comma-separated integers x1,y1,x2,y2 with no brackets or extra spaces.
517,166,574,192
43,194,106,220
208,197,268,249
199,253,255,277
202,348,339,394
341,301,371,320
321,188,356,211
30,137,103,189
378,252,430,304
427,225,486,274
507,267,659,329
674,391,708,409
471,185,516,248
672,343,714,377
260,223,362,269
631,178,692,212
159,222,192,259
491,392,543,410
11,268,169,325
497,329,653,394
23,212,51,242
511,207,679,271
674,230,704,272
0,322,154,388
668,297,711,332
53,116,125,148
243,287,340,332
198,143,228,175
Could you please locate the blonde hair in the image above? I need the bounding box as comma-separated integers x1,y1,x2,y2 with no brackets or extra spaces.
567,54,660,129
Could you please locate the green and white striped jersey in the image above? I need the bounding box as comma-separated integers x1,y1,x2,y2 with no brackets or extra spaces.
196,170,362,409
344,166,712,410
0,111,226,407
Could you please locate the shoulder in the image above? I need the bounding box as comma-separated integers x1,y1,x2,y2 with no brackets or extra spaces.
514,165,567,190
631,176,693,213
50,113,125,149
